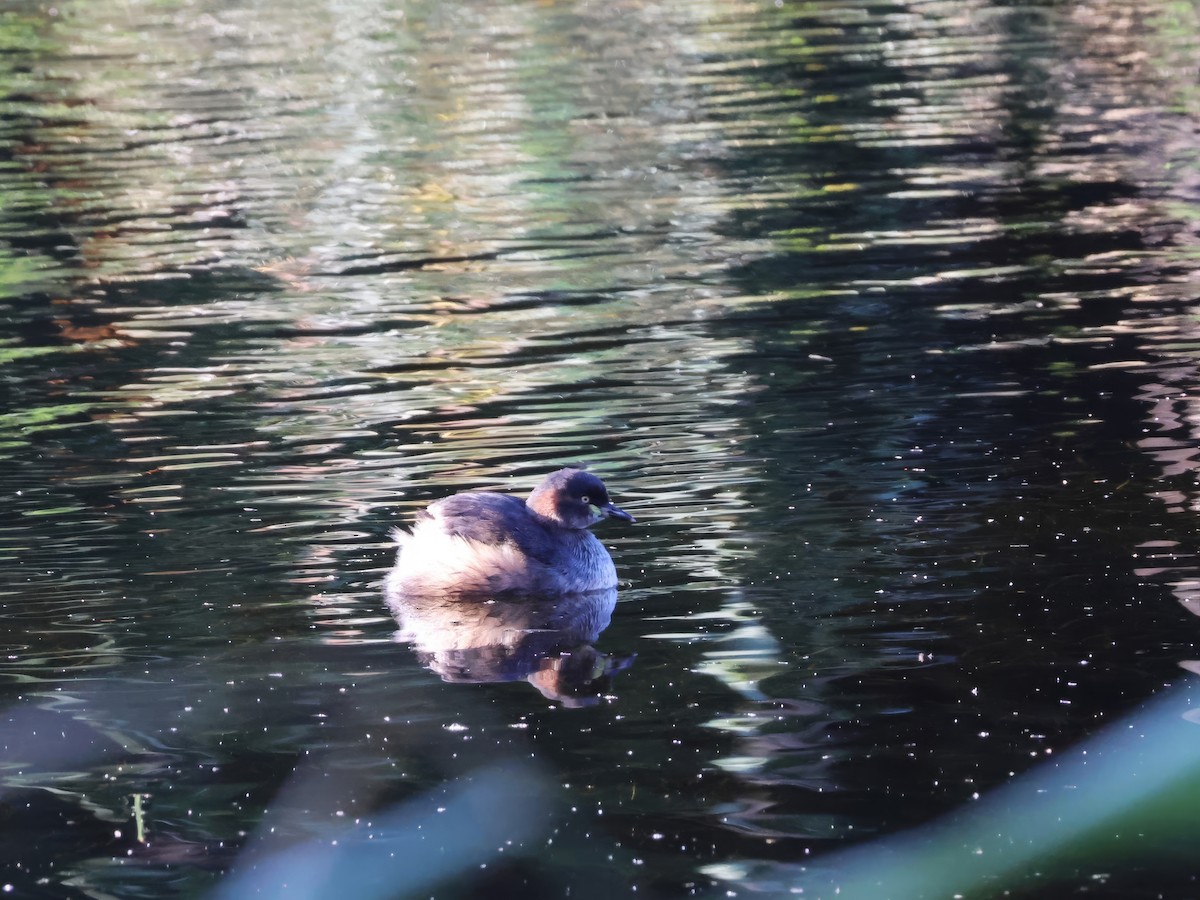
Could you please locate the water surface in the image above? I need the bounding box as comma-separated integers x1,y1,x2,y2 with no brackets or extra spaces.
2,0,1200,897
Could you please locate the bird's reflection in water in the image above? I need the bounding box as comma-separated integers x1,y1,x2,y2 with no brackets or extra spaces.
386,587,634,707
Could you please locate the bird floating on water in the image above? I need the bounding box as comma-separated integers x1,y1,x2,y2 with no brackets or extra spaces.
387,467,635,597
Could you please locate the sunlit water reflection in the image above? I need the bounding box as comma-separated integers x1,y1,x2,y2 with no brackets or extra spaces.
2,0,1200,896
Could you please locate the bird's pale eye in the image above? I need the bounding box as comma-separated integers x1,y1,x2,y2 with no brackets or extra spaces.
580,495,590,504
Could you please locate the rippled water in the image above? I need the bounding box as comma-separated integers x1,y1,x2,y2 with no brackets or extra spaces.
2,0,1200,896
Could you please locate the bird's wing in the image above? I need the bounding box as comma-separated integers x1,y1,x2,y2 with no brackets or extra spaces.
421,492,563,566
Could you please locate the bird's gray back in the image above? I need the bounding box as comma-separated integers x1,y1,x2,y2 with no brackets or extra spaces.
420,492,559,564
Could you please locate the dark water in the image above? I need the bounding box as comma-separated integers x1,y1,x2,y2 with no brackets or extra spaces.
2,0,1200,897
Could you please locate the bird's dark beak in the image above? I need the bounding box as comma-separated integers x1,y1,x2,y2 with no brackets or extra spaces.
603,502,635,524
